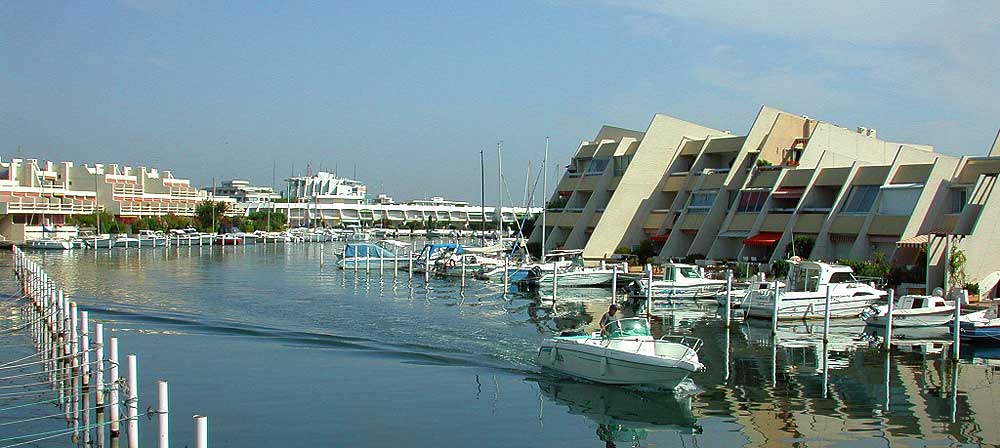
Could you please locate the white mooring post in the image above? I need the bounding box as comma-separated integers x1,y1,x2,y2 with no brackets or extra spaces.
127,354,139,448
379,248,384,277
822,285,832,344
460,254,466,292
611,265,618,305
408,249,413,278
502,257,509,294
110,337,121,436
158,380,169,448
771,280,780,336
884,289,895,350
953,290,964,360
645,264,653,321
552,264,558,300
194,415,209,448
353,247,358,273
95,324,104,406
725,270,732,328
424,251,430,285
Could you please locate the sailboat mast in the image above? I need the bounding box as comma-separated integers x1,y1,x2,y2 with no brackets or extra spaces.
480,149,486,245
497,141,503,237
542,136,548,260
95,170,100,235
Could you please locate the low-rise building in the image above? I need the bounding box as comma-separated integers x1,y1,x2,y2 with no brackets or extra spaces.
213,180,281,203
286,172,365,204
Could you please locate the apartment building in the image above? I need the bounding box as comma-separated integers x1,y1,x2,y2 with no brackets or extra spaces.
0,158,206,242
533,107,1000,296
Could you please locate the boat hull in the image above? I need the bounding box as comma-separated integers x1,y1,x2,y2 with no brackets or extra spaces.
745,293,881,320
536,271,615,288
537,339,701,389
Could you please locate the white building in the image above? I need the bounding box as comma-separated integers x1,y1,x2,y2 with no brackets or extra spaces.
213,180,281,203
286,172,365,204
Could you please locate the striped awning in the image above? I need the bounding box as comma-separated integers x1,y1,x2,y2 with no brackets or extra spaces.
896,234,929,248
743,232,782,246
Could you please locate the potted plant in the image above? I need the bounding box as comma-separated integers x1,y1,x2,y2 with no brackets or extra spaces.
966,283,980,302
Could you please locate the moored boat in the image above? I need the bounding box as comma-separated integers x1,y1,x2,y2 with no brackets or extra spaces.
628,263,726,300
25,238,73,250
743,260,886,320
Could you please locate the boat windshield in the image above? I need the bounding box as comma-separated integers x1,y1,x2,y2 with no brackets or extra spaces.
604,318,651,338
679,267,701,279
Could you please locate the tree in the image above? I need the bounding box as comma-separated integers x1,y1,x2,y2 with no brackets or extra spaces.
195,201,229,233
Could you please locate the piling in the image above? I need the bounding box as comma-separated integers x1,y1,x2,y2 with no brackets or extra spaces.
645,264,653,320
127,354,139,448
460,254,466,292
884,290,895,350
194,415,208,448
953,290,964,360
379,248,384,277
95,323,105,406
552,264,558,300
822,285,832,344
724,270,732,328
502,257,509,294
611,265,617,305
110,337,121,436
770,280,779,336
158,380,169,448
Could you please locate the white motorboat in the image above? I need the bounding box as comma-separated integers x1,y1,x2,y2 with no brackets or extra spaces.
714,280,785,308
25,238,73,250
523,250,619,288
537,318,704,389
862,294,987,328
743,260,886,320
629,263,726,299
113,236,141,248
137,230,167,247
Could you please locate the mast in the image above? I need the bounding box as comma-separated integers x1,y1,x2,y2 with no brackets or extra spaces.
95,169,101,235
480,149,486,245
542,136,548,260
497,141,503,237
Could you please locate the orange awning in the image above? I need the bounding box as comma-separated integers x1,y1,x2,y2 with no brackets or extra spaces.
772,187,805,198
896,234,929,248
743,232,783,246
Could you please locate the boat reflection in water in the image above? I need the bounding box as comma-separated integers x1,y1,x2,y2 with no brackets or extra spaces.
532,376,701,447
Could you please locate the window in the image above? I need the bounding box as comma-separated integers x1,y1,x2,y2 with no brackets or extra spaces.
586,157,611,175
687,191,716,213
948,188,968,214
842,185,879,213
829,272,857,283
613,155,633,176
679,267,701,279
878,186,922,215
736,190,769,213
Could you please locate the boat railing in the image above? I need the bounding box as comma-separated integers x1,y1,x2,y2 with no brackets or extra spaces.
658,335,703,352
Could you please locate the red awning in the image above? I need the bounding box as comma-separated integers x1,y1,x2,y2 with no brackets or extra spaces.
772,187,805,198
743,232,783,246
651,232,670,242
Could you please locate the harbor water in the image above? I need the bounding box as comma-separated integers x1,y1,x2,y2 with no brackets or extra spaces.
5,243,1000,447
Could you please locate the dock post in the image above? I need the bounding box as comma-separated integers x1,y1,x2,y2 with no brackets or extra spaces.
884,290,894,350
319,249,324,269
771,280,779,336
353,246,358,273
157,380,169,448
611,265,617,305
194,415,208,448
953,290,964,360
408,249,413,278
460,253,466,292
552,263,558,301
127,354,139,448
725,270,732,328
71,302,80,435
379,247,384,277
95,324,105,407
424,251,430,286
823,285,831,344
502,257,509,294
110,338,121,437
645,264,653,320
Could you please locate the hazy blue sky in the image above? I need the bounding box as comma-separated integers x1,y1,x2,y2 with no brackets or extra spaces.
2,1,998,203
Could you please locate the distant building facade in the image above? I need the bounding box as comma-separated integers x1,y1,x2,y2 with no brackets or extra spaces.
286,172,366,204
213,180,281,203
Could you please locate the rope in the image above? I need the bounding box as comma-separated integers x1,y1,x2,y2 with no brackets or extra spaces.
0,398,59,413
0,307,63,336
0,415,138,447
0,401,109,427
0,348,99,372
0,359,110,382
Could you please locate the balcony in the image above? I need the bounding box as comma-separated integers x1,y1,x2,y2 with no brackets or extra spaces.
760,213,791,232
662,174,686,192
643,212,668,230
793,214,826,233
829,215,865,234
680,214,706,230
869,215,909,236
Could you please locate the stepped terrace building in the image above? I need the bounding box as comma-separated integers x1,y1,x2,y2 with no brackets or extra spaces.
532,106,1000,297
0,158,206,242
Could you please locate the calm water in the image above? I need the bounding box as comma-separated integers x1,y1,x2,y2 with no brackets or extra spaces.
5,243,1000,447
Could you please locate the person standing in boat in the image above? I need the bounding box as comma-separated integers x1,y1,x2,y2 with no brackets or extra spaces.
600,304,619,333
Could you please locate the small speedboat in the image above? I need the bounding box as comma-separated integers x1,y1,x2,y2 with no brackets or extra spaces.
336,242,400,269
537,318,704,389
956,311,1000,343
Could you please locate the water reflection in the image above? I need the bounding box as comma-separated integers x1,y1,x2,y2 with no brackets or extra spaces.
533,376,700,447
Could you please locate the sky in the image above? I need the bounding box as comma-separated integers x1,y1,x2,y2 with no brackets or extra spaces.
2,1,998,204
